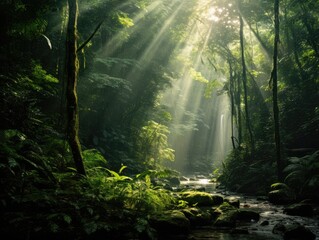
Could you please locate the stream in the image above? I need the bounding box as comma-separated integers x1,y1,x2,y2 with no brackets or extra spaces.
179,177,319,240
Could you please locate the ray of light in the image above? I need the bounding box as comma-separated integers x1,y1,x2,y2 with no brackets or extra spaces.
161,0,234,173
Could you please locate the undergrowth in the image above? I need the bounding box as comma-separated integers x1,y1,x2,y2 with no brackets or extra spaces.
0,129,177,239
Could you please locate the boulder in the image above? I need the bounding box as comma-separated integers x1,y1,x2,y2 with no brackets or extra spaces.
181,207,212,226
283,203,314,217
179,191,223,206
150,210,190,235
168,177,180,186
273,222,316,240
212,194,224,205
213,202,238,228
237,209,260,222
224,197,240,208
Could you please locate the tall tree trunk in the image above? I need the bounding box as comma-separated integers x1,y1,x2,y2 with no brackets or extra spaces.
228,59,236,149
239,9,254,156
66,0,86,175
272,0,282,181
236,73,242,145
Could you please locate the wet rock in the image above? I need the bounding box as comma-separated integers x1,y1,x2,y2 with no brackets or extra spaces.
273,222,316,240
181,207,212,226
150,210,190,235
225,197,240,208
213,202,238,228
237,209,260,222
179,191,223,206
214,211,238,228
212,194,224,205
284,203,314,217
268,183,296,205
260,220,269,226
273,222,287,235
168,177,181,186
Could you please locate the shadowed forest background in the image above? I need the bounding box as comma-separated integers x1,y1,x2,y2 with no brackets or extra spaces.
0,0,319,239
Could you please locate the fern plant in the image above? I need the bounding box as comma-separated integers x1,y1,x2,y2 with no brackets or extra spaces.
284,151,319,199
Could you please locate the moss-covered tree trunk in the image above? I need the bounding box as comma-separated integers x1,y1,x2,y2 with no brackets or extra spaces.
66,0,86,175
272,0,282,180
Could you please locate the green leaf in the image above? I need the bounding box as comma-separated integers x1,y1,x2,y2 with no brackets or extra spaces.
119,165,127,174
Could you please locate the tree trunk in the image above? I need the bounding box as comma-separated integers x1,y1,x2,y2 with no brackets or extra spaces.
239,10,254,156
228,59,236,149
272,0,283,181
66,0,86,176
236,73,242,145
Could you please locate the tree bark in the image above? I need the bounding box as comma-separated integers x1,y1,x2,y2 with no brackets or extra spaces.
228,59,236,149
66,0,86,175
272,0,283,181
236,73,242,145
239,10,254,156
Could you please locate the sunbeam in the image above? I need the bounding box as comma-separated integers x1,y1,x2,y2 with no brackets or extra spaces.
159,0,233,173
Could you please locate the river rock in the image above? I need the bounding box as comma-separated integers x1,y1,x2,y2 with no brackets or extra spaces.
179,191,223,206
168,177,180,186
181,207,212,226
268,183,296,204
283,203,314,217
150,210,190,235
237,209,260,222
273,222,316,240
225,197,240,208
213,202,238,228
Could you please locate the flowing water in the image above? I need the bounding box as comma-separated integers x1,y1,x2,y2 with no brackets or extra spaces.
180,178,319,240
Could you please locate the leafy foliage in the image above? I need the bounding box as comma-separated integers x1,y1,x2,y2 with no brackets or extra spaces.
284,151,319,199
136,121,175,169
219,147,277,194
1,132,176,238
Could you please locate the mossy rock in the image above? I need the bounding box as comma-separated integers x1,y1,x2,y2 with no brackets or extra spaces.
213,202,238,228
215,202,238,212
181,207,212,226
150,210,190,235
224,197,240,208
214,210,238,228
179,191,223,206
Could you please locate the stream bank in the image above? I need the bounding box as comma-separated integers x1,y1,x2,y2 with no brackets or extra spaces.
160,176,319,240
